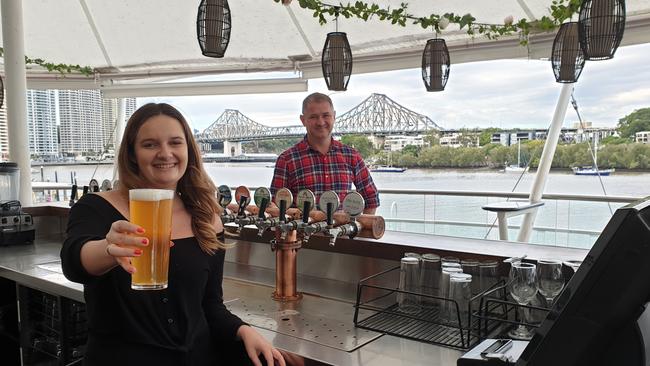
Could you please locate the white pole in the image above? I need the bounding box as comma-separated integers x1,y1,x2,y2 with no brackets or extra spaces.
112,98,126,182
517,83,573,242
1,0,32,205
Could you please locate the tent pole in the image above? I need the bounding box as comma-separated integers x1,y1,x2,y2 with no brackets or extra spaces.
517,83,573,242
1,0,32,205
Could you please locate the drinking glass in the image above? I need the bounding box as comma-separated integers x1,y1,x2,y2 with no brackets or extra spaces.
461,259,480,295
129,189,174,290
507,262,537,340
479,260,499,295
419,253,441,308
448,273,472,328
397,257,421,313
536,259,565,308
563,260,582,273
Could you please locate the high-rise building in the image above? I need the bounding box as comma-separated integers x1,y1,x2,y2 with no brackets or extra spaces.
101,97,136,150
26,89,58,159
0,104,8,160
58,90,104,156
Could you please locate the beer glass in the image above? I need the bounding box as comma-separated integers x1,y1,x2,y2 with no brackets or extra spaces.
129,189,174,290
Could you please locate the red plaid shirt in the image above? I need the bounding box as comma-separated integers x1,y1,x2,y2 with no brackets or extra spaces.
270,136,380,210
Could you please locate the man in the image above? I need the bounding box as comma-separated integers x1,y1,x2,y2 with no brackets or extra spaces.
270,92,379,214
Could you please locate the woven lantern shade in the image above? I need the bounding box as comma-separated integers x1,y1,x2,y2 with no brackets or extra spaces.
578,0,626,60
552,22,586,83
196,0,232,58
322,32,353,91
421,39,450,92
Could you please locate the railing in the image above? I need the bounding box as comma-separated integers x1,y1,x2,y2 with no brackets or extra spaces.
32,184,641,249
374,189,641,249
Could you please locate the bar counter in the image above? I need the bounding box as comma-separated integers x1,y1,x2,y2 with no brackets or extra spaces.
1,205,587,365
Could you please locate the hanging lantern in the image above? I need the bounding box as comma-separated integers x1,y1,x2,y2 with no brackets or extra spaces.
196,0,232,58
0,75,3,109
421,39,450,92
551,22,586,83
578,0,626,60
322,32,352,91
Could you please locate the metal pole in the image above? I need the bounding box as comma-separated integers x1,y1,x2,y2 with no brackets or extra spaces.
1,0,32,205
517,83,573,242
112,98,126,182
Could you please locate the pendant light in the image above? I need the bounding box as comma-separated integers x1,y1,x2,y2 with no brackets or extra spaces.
551,22,586,83
578,0,626,60
422,38,450,91
322,17,352,91
196,0,232,58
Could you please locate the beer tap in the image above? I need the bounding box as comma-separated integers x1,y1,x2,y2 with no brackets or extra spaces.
233,186,255,232
217,185,237,224
278,189,315,240
303,191,339,242
253,187,279,237
327,191,365,246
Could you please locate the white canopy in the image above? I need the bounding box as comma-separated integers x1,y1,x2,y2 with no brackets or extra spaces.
1,0,650,94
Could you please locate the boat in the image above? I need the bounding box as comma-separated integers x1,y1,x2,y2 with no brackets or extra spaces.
572,133,614,176
370,165,406,173
572,166,615,176
504,139,528,173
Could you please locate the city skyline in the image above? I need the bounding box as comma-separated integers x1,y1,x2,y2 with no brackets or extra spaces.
140,42,650,133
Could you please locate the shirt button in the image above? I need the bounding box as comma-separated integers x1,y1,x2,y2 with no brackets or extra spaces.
162,297,168,303
168,318,174,324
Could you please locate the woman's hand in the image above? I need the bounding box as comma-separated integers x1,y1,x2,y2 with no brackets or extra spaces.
237,325,286,366
104,220,149,274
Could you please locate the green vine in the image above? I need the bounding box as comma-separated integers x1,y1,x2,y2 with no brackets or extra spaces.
0,47,94,76
275,0,583,45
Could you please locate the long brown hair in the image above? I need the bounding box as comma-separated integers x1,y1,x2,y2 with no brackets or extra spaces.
117,103,224,253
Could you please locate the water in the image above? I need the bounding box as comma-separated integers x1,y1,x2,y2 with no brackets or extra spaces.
33,163,650,248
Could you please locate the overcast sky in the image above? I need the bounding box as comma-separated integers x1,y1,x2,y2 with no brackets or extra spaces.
140,43,650,132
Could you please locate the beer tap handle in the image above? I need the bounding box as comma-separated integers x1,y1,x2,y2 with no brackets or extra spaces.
69,184,78,207
326,202,333,227
237,196,248,217
279,200,287,223
302,201,311,224
258,198,269,219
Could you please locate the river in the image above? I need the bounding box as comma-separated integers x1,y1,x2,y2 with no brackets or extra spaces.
32,162,650,249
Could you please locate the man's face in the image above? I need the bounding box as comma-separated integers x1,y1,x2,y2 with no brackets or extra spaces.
300,101,335,141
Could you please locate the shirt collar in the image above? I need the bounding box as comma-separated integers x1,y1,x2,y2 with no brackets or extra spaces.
300,135,341,154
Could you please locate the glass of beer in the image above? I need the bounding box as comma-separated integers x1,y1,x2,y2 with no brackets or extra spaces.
129,189,174,290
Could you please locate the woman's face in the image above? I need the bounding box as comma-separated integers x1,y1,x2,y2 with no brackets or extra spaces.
134,114,189,190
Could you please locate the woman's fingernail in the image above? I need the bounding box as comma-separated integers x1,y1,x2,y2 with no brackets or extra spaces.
134,249,142,255
170,241,175,247
136,227,145,233
141,238,148,245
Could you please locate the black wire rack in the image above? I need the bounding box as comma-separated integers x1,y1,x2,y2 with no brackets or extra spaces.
474,282,551,339
18,286,87,366
353,266,505,350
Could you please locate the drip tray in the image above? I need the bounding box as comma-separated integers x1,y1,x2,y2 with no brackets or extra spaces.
223,280,382,352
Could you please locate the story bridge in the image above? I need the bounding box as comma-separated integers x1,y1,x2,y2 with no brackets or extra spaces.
195,94,443,155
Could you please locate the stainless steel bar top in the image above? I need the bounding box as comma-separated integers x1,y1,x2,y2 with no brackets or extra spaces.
0,241,463,366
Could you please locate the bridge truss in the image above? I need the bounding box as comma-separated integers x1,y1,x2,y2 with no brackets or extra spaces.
196,93,443,143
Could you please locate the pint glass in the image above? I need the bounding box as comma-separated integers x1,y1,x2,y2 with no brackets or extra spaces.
129,189,174,290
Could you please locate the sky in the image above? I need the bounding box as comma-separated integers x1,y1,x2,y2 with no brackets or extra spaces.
139,43,650,133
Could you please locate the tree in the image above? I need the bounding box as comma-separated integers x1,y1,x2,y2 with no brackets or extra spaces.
401,144,421,157
479,128,501,146
341,134,374,158
617,108,650,138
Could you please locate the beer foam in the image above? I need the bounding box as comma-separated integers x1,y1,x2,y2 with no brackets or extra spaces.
129,189,175,201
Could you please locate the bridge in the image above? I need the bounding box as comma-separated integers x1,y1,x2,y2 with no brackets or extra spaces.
195,93,443,155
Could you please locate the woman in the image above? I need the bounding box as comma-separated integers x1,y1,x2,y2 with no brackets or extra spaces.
61,103,285,366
